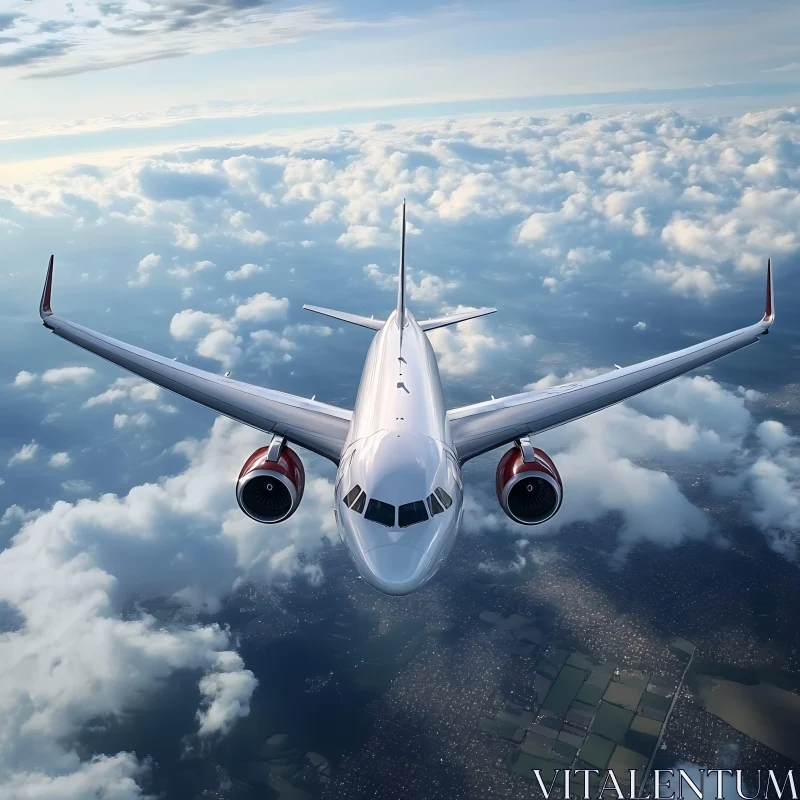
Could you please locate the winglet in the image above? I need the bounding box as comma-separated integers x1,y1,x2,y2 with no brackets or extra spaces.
761,257,774,328
396,199,406,328
40,254,54,323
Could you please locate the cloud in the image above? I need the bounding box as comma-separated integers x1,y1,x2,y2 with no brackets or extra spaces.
0,13,18,32
363,263,458,303
196,329,242,370
173,223,200,250
0,416,338,792
113,412,151,429
7,107,799,302
233,292,289,323
127,252,161,287
49,452,71,468
170,309,231,341
633,321,647,331
169,259,215,279
12,370,36,387
0,39,74,69
225,262,264,281
85,377,163,408
762,62,800,73
427,306,534,378
61,479,92,494
41,366,96,384
226,210,268,245
4,4,375,79
337,225,393,249
196,651,258,737
645,261,721,298
168,293,288,370
139,166,228,201
756,420,794,452
8,441,39,466
363,262,396,290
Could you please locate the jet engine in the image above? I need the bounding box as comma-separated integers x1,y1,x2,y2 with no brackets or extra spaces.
236,438,304,523
496,437,563,525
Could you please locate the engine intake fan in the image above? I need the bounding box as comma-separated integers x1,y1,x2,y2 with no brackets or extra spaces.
237,436,305,523
496,437,563,525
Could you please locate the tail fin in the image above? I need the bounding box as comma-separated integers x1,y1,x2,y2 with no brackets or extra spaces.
396,199,406,328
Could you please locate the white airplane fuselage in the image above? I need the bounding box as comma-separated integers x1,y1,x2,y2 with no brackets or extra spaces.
334,309,464,594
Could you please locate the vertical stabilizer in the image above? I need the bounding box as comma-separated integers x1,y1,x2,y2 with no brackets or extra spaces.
397,199,406,328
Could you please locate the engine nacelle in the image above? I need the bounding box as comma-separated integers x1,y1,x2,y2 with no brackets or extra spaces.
496,440,563,525
236,443,305,523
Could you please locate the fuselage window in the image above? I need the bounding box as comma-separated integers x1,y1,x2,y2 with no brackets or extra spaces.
344,485,362,508
351,491,366,514
434,487,453,509
365,498,395,527
427,492,444,516
398,500,428,528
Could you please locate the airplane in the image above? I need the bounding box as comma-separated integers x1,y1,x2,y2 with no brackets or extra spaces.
39,201,775,595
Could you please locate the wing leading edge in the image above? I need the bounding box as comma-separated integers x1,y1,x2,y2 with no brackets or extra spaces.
449,260,775,463
39,256,351,463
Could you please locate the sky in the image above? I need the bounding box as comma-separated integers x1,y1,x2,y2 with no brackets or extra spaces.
1,1,800,797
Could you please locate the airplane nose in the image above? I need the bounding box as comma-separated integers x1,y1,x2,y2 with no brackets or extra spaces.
361,544,433,596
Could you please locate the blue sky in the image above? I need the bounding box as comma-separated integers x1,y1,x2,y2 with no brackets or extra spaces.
3,0,800,176
1,2,800,796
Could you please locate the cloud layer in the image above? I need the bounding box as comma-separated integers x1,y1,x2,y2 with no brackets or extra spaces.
4,107,798,303
0,1,379,78
0,416,337,795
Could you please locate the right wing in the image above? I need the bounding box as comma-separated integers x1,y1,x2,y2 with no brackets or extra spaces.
40,257,352,463
449,261,775,463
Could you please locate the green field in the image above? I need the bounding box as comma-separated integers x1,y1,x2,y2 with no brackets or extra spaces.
512,753,559,783
543,665,588,716
639,691,670,715
697,676,800,763
576,683,604,706
580,733,616,769
521,732,577,764
623,714,661,756
592,701,634,743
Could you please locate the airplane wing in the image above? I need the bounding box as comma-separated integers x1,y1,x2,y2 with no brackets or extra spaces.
449,261,775,464
39,257,351,463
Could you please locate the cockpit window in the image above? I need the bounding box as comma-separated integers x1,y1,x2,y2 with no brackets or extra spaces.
344,485,362,508
351,491,366,514
398,500,428,528
434,487,453,509
365,498,395,527
427,492,444,516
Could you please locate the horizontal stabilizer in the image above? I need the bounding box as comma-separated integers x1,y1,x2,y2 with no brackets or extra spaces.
418,307,497,332
303,304,385,331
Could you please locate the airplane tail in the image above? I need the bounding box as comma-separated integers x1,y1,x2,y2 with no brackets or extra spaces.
303,199,497,333
397,199,406,328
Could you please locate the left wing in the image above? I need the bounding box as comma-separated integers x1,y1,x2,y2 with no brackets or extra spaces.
449,261,775,463
39,256,352,463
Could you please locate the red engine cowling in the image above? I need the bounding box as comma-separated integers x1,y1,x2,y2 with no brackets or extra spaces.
236,445,305,523
496,442,563,525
